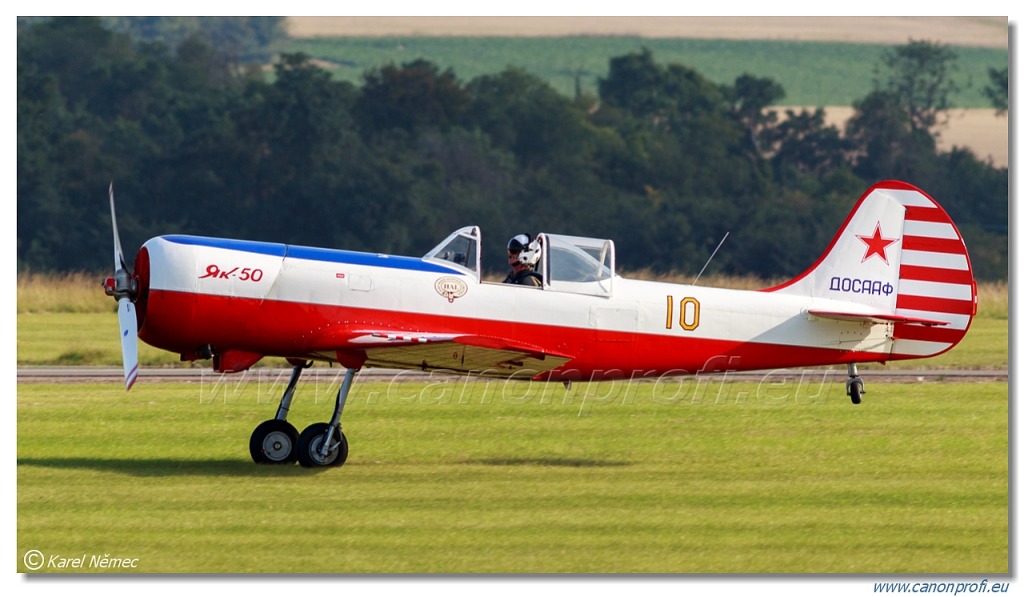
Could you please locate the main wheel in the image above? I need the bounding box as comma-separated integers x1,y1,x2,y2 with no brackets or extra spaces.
297,422,348,468
249,419,299,464
847,378,864,405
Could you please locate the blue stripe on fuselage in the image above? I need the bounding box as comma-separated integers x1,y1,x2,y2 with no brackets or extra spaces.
160,235,460,274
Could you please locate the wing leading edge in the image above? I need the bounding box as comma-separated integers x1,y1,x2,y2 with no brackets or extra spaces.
339,331,573,378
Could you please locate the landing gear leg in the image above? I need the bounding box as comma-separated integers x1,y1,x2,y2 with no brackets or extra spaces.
846,363,865,405
297,368,356,468
249,362,309,464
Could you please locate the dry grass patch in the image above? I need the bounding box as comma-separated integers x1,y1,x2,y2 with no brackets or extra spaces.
976,279,1008,320
17,271,111,314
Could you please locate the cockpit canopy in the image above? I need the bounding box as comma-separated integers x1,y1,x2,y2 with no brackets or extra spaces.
423,227,616,296
422,226,481,278
539,233,615,296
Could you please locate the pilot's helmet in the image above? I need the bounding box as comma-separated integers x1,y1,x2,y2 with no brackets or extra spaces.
507,234,531,253
507,233,541,266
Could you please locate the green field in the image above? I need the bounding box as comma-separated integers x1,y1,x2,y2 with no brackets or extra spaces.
17,377,1008,574
283,37,1008,107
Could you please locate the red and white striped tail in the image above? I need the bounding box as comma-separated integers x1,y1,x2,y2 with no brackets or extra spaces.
769,180,976,359
889,182,977,359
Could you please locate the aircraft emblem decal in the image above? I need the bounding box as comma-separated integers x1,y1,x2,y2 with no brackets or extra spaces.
857,222,899,265
434,276,469,302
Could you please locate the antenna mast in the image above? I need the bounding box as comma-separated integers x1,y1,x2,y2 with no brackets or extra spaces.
691,232,729,286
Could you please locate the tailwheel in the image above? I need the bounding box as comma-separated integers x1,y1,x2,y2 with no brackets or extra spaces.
297,422,348,468
249,419,299,464
846,364,865,405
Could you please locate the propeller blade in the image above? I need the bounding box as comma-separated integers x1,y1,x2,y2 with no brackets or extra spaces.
117,297,140,390
109,182,128,272
109,183,139,390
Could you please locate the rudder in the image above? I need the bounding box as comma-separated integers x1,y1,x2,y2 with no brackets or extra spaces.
768,180,976,359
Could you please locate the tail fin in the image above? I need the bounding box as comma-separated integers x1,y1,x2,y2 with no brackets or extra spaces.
768,180,977,359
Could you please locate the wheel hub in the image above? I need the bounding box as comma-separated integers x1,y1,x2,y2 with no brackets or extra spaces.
310,435,338,465
262,431,294,461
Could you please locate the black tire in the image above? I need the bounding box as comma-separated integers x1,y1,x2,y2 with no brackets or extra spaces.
297,422,348,468
848,379,864,405
249,419,299,464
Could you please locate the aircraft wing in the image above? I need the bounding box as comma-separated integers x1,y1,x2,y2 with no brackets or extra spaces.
341,331,574,378
807,309,949,327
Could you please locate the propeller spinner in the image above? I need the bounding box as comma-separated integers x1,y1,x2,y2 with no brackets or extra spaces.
102,183,140,390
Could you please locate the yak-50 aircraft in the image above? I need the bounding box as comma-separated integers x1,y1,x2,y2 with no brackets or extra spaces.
104,180,976,467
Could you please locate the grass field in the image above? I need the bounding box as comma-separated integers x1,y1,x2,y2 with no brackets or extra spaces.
17,378,1008,574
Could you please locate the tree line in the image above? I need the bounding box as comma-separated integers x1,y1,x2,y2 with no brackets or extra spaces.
17,17,1008,279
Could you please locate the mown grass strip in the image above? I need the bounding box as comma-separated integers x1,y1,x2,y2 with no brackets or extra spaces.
18,379,1008,573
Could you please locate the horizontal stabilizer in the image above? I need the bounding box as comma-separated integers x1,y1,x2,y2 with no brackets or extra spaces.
808,309,949,327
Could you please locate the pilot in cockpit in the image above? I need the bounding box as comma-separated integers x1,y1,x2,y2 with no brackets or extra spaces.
503,233,542,287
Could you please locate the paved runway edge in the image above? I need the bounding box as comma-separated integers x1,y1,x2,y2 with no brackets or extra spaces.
16,367,1009,383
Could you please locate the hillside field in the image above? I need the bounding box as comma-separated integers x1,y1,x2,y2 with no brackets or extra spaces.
283,16,1009,167
285,16,1008,48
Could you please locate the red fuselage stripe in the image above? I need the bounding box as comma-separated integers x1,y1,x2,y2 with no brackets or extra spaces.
138,289,940,379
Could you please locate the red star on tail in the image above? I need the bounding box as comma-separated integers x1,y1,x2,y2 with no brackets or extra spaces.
857,223,899,264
